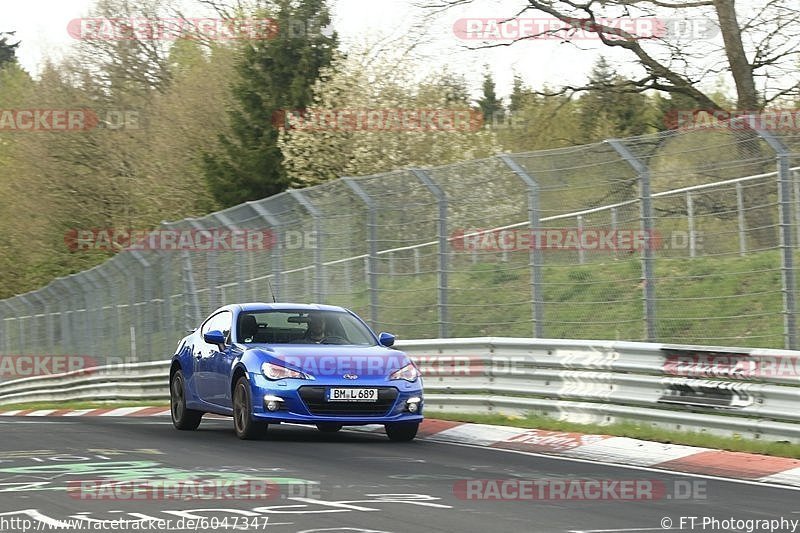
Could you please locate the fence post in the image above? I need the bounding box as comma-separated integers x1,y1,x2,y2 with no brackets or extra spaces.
93,267,119,355
611,207,619,259
1,300,20,354
247,201,283,301
128,252,151,361
213,212,247,303
0,302,8,354
794,169,800,249
607,139,657,341
576,215,585,264
498,154,544,338
159,246,175,340
410,168,449,338
178,249,201,330
3,298,22,354
686,192,696,258
187,219,218,312
288,190,325,303
750,127,796,349
342,177,379,328
29,291,50,355
52,279,73,355
736,182,747,256
74,273,99,360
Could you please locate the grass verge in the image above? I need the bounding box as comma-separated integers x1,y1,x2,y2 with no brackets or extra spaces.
0,400,168,411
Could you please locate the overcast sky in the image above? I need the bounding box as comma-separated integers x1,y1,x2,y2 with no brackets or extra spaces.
4,0,717,101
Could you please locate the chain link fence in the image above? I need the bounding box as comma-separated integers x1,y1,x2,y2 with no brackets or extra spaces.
2,123,800,363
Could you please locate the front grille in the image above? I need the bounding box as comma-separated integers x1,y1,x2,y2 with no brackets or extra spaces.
298,386,398,416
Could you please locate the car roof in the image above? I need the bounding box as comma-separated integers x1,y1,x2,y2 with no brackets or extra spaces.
231,302,349,313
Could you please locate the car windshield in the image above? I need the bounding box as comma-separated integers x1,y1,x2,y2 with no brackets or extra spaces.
236,309,376,345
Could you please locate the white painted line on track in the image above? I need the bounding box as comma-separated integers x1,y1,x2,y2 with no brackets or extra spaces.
559,436,706,466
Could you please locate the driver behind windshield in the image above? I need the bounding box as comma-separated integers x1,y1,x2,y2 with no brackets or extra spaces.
304,313,325,343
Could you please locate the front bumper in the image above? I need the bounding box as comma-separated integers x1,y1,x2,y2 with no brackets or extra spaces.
247,372,424,425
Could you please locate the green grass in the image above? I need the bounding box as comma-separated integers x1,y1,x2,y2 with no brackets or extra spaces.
434,411,800,459
346,249,791,348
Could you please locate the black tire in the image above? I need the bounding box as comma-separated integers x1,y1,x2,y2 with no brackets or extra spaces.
316,423,343,433
233,376,268,440
170,370,203,430
385,422,419,442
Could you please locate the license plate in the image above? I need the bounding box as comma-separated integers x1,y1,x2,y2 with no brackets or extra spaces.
327,388,378,402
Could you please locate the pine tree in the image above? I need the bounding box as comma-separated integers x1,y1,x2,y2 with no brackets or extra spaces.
203,0,337,207
577,56,652,142
477,69,504,126
0,32,19,68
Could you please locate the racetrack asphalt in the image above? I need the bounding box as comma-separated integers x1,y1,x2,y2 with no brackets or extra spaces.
0,416,798,533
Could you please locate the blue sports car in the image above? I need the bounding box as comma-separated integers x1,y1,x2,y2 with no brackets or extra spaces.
169,303,424,440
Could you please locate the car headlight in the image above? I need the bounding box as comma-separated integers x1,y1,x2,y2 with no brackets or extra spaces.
389,363,420,382
262,362,308,380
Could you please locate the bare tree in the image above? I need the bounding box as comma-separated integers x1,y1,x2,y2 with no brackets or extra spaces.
421,0,800,246
420,0,799,110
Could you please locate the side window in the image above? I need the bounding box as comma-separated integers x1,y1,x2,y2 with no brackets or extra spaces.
201,311,232,344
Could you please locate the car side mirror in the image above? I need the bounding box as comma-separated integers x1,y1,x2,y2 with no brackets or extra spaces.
203,330,227,347
378,332,395,347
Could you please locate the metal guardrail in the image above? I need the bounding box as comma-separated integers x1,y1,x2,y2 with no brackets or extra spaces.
1,338,799,442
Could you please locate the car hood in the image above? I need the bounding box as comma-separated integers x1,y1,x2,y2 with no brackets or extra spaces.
241,344,413,379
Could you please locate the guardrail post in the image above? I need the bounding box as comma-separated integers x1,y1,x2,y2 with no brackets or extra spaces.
342,177,379,328
498,154,544,338
247,201,283,301
411,169,449,338
607,139,657,341
750,126,796,349
288,190,325,303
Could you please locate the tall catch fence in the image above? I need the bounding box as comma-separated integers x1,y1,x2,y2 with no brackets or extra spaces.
2,122,800,363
